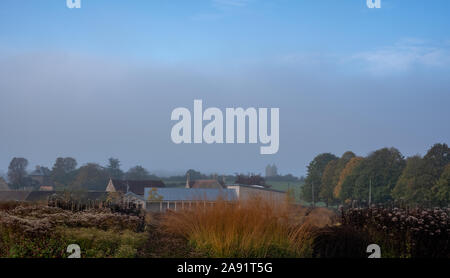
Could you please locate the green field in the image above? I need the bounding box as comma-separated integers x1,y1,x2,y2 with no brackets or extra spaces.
266,181,304,202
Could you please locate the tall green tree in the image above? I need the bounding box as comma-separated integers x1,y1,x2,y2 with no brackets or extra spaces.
433,164,450,206
62,157,77,172
424,143,450,200
423,143,450,177
106,158,124,180
392,155,427,204
125,165,157,180
7,157,29,189
301,153,338,203
392,143,449,206
70,163,109,191
185,169,207,180
353,147,405,204
51,157,78,186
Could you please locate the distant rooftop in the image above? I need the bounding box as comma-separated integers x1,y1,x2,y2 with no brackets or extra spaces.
109,179,165,195
144,188,237,202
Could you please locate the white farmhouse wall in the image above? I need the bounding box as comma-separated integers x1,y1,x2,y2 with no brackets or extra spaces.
227,185,285,202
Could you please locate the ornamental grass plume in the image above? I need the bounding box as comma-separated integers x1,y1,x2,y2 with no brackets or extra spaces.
162,197,335,258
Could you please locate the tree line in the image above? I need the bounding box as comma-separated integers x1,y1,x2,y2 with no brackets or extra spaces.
301,143,449,207
4,157,304,192
6,157,159,191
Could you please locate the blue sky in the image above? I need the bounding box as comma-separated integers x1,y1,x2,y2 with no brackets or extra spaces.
0,0,449,176
2,0,450,62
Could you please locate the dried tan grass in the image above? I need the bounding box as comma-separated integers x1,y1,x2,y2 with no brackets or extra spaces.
162,197,335,258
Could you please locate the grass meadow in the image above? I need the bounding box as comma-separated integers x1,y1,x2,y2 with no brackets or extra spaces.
0,198,448,258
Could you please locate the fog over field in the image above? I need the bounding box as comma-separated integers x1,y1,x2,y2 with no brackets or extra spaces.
1,51,448,176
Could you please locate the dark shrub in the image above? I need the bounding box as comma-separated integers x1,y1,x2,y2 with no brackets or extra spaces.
312,225,369,258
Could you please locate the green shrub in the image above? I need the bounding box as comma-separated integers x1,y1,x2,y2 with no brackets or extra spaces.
63,227,147,258
0,205,147,258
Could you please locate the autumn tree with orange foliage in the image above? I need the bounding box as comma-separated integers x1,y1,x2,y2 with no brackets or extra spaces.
320,151,356,206
334,157,364,202
319,160,338,207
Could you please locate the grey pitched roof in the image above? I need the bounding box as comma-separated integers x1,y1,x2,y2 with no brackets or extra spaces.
144,188,237,202
124,191,145,201
111,179,165,195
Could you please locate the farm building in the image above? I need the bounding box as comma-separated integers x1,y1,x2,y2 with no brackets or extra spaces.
227,184,286,202
138,188,237,212
29,166,52,186
129,185,286,212
123,192,147,209
105,178,165,195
